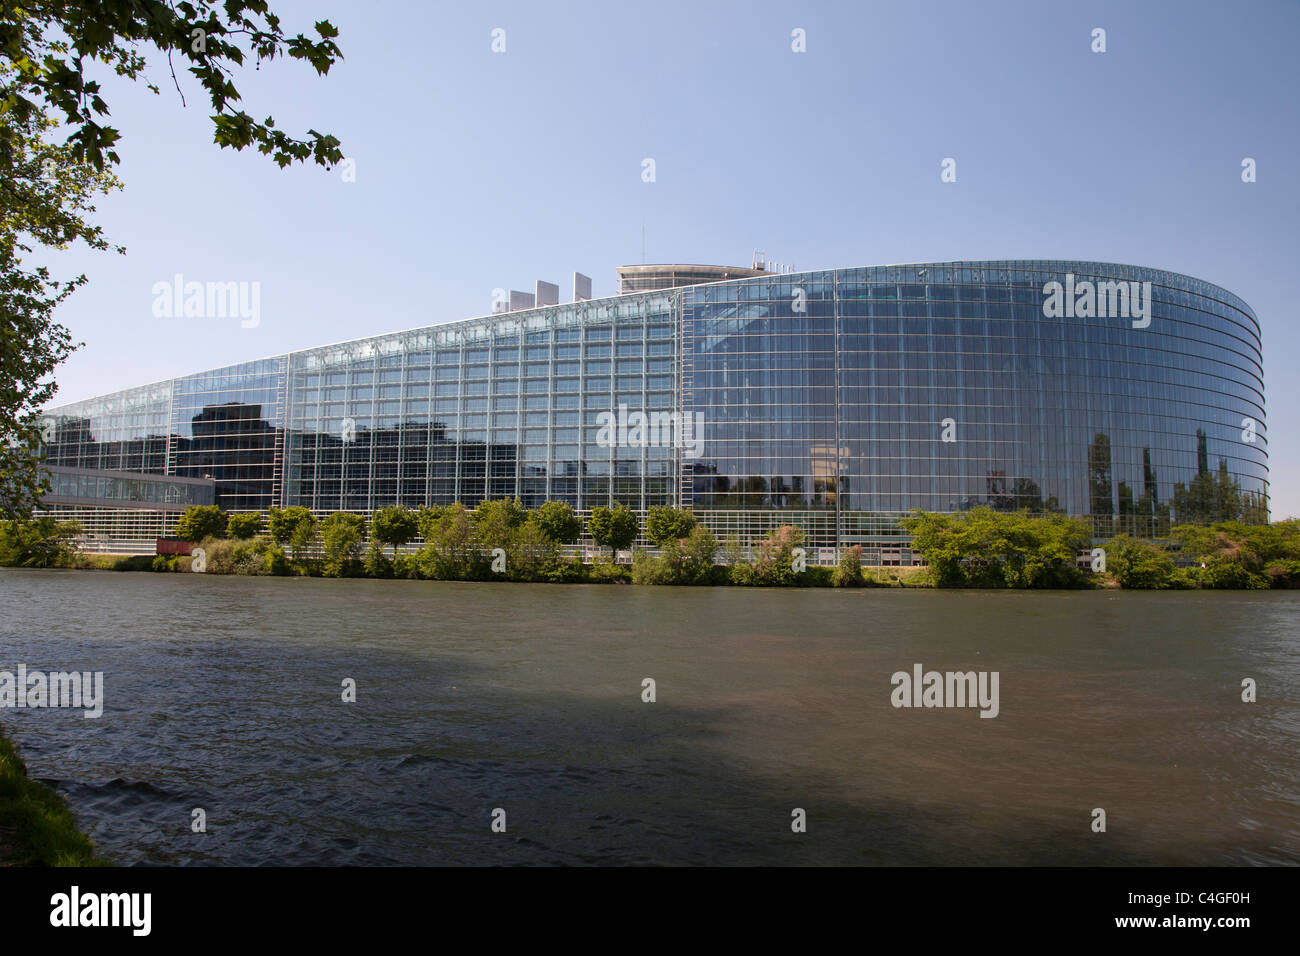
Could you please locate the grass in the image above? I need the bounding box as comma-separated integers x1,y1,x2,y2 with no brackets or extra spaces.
66,553,159,572
0,722,102,866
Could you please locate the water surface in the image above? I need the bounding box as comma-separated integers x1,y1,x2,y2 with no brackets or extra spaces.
1,569,1296,865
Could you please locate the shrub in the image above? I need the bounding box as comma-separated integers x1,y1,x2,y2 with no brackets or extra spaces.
393,553,420,580
264,545,290,576
507,520,563,581
1200,557,1269,590
226,512,263,539
630,547,658,585
1172,520,1300,589
721,535,748,566
110,555,155,572
415,505,448,541
800,566,834,587
744,525,805,586
287,515,319,564
540,556,588,583
1264,560,1300,589
717,536,750,584
150,555,177,572
473,498,527,555
1103,535,1175,589
682,526,719,580
632,525,719,585
320,512,366,577
903,508,1090,588
0,517,83,568
363,539,394,578
267,506,317,559
176,505,227,542
727,561,756,587
200,537,270,575
832,545,864,587
587,558,631,584
642,522,717,582
416,503,486,580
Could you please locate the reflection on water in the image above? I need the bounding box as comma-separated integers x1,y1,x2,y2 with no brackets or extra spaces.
0,569,1296,865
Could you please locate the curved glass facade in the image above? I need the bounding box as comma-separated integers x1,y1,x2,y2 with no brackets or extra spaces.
41,261,1267,549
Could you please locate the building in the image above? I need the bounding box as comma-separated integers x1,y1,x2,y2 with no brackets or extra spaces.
38,260,1268,553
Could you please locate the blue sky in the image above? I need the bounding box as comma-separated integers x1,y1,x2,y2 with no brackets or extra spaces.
39,0,1300,515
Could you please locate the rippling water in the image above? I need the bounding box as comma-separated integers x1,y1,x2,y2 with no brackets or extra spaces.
0,568,1297,865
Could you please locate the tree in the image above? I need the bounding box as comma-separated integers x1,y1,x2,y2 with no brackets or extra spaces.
682,525,719,578
363,539,393,578
176,504,226,542
588,503,638,560
1201,557,1269,590
529,501,581,545
416,502,485,580
287,518,317,563
1,104,122,518
226,512,262,539
509,520,562,581
645,505,697,546
0,516,82,566
1,3,343,515
664,525,717,584
901,508,1090,588
268,505,316,561
320,511,364,577
901,511,963,585
267,505,313,545
371,505,418,555
1,3,344,173
1103,535,1174,589
1169,519,1293,589
415,505,448,542
472,498,526,551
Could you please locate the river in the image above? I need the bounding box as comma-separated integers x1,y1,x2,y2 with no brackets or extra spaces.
1,569,1296,865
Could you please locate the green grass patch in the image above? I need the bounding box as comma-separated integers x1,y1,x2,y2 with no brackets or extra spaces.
0,723,102,866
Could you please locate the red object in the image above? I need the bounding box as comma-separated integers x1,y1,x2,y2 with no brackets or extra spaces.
156,538,196,556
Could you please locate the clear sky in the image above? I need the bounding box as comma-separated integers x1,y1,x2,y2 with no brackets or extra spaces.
37,0,1300,516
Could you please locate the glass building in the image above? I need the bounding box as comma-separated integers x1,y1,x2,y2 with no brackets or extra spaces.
39,260,1268,553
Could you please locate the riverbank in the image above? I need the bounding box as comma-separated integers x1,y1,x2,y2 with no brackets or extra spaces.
7,506,1298,589
55,551,938,587
0,721,100,866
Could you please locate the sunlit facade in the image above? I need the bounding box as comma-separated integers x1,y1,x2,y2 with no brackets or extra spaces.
40,260,1268,553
